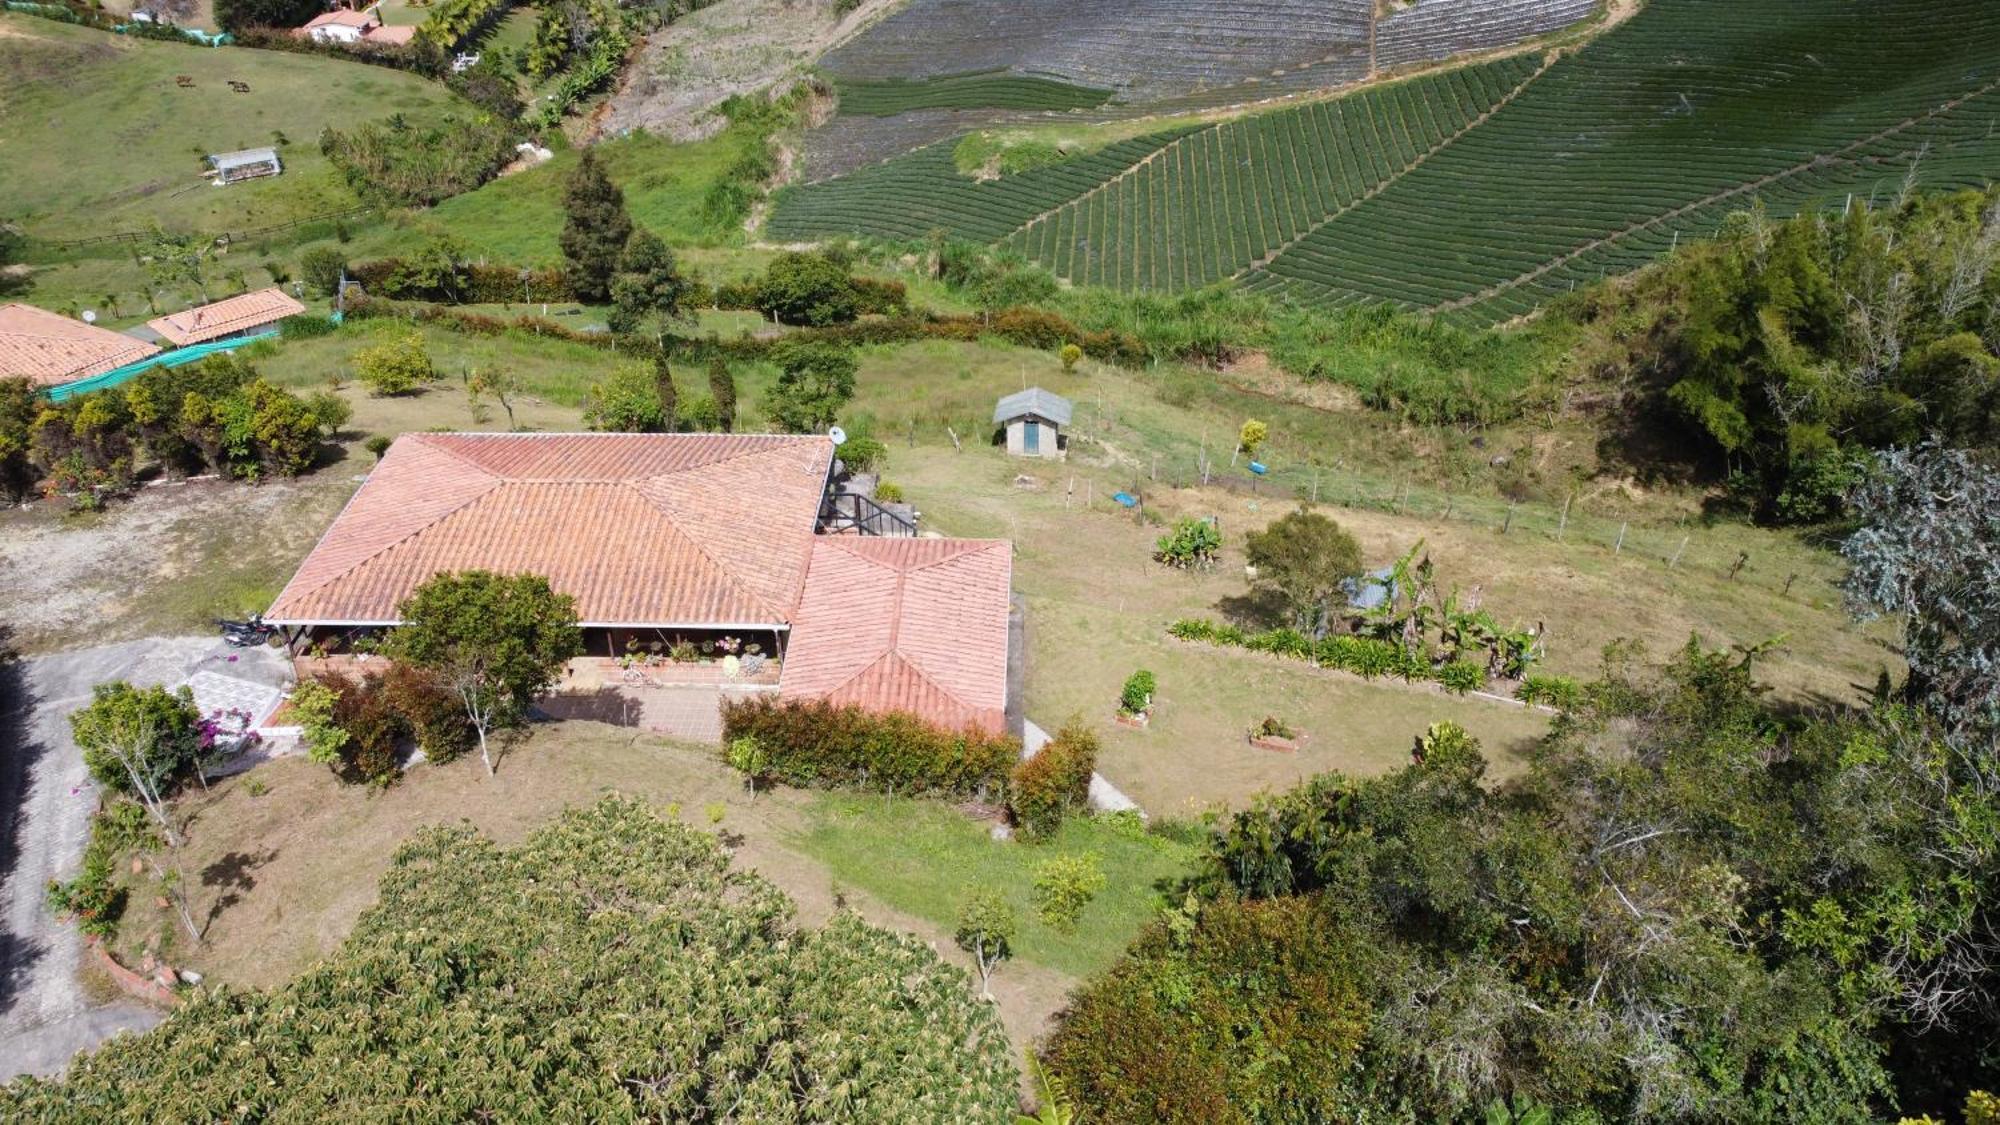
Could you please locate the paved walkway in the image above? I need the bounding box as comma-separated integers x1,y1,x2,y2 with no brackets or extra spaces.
0,637,292,1080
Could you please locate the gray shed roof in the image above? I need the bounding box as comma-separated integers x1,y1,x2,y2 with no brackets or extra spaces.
210,148,280,170
993,387,1074,426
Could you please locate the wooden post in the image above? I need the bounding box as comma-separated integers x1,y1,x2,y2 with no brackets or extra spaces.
1066,475,1074,508
1614,522,1627,554
1783,572,1799,597
1311,467,1320,505
1442,495,1453,521
907,418,916,448
1669,534,1689,569
1557,492,1572,540
1151,453,1158,482
1086,479,1093,508
947,427,962,453
1502,503,1517,534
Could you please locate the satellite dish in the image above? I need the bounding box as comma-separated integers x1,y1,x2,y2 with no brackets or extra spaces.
827,426,848,446
81,310,97,324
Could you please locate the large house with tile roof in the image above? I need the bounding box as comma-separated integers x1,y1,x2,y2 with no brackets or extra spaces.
267,432,1015,736
0,303,159,389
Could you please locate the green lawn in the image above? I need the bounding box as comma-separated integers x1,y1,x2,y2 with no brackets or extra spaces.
792,793,1198,979
0,14,473,240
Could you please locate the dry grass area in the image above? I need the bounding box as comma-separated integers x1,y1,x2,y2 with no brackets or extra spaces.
125,724,1083,1049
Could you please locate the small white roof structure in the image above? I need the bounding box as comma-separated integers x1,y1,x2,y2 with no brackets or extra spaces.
210,147,279,172
993,387,1074,427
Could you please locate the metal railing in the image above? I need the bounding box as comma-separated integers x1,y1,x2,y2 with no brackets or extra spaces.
819,491,918,537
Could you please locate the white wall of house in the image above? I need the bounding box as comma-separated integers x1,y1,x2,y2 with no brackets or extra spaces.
1004,416,1064,459
308,22,366,43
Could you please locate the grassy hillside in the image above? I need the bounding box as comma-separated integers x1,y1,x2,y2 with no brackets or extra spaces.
0,15,473,240
774,0,2000,323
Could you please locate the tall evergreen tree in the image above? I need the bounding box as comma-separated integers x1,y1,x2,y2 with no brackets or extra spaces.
707,357,737,432
653,355,678,433
558,149,632,304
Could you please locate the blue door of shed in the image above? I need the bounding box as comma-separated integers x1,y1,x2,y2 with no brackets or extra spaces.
1024,420,1041,454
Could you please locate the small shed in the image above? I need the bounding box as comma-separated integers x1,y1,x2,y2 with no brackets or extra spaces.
209,148,281,186
993,387,1072,459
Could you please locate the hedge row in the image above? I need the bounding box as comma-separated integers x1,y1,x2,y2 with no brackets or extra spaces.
719,696,1018,800
350,295,1150,369
1168,619,1582,706
713,275,910,318
347,259,574,304
1167,618,1491,695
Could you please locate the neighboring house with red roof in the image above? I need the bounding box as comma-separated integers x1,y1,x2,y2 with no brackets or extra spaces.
145,288,306,347
268,432,1017,736
299,5,416,45
0,303,160,389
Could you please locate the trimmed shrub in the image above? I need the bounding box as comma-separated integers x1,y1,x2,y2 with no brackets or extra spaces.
381,662,474,763
1031,853,1105,933
354,332,434,396
1010,717,1098,839
1119,670,1155,716
280,314,339,341
308,672,403,786
1516,673,1583,710
1437,660,1486,695
719,696,1018,799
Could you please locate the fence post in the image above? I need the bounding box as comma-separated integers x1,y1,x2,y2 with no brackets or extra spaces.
1669,534,1689,568
1502,503,1517,534
1311,466,1319,504
1557,493,1572,540
1614,522,1627,554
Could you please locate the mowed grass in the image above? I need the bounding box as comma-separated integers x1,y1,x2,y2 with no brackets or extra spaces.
126,724,1105,1046
0,15,472,240
792,795,1196,979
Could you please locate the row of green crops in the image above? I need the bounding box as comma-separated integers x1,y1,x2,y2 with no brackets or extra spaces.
1001,56,1539,292
774,0,2000,323
834,70,1113,117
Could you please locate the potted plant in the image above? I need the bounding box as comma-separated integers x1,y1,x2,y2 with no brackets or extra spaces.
1115,669,1156,728
1249,715,1303,752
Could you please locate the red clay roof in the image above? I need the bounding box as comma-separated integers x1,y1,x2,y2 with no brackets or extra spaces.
782,538,1012,734
145,288,305,346
302,8,376,27
0,303,159,387
266,433,835,627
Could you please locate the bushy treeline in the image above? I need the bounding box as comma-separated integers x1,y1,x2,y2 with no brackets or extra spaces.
2,799,1020,1120
1573,188,2000,522
720,696,1018,800
1045,641,2000,1121
321,114,517,208
0,356,345,506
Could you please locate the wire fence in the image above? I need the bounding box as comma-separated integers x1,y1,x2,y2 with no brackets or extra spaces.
930,396,1854,614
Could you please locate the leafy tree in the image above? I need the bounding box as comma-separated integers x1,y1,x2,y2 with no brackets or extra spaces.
558,148,633,303
0,799,1020,1120
386,570,583,776
1244,508,1363,636
652,355,678,432
707,357,737,431
298,247,346,298
67,682,204,941
353,332,434,396
756,251,860,326
763,342,857,433
467,368,521,430
1238,419,1268,461
1060,343,1083,374
956,890,1017,998
581,362,670,432
321,117,514,208
144,226,209,304
387,230,469,302
725,735,769,800
0,377,41,501
608,228,692,346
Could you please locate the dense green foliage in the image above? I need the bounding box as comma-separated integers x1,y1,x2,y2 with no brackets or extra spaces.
608,228,694,342
353,331,436,396
1153,516,1220,570
1243,508,1363,634
212,0,320,33
320,115,515,208
1047,637,2000,1120
719,696,1018,800
582,361,673,432
1612,192,2000,522
44,801,153,940
2,799,1019,1120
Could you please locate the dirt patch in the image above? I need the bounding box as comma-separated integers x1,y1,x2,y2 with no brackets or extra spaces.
0,470,358,654
1219,350,1364,412
595,0,899,142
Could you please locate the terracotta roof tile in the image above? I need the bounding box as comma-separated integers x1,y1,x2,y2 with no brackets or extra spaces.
145,288,305,346
0,303,159,387
782,538,1012,733
267,433,834,626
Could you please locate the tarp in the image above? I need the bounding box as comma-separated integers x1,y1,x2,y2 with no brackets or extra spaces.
46,329,278,401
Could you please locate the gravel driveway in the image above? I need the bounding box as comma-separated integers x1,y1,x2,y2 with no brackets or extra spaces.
0,637,225,1080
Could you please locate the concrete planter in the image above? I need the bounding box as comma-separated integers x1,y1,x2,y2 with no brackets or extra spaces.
1114,710,1150,730
1249,731,1305,753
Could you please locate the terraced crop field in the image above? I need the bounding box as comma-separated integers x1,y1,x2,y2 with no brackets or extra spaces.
835,72,1113,117
775,0,2000,323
